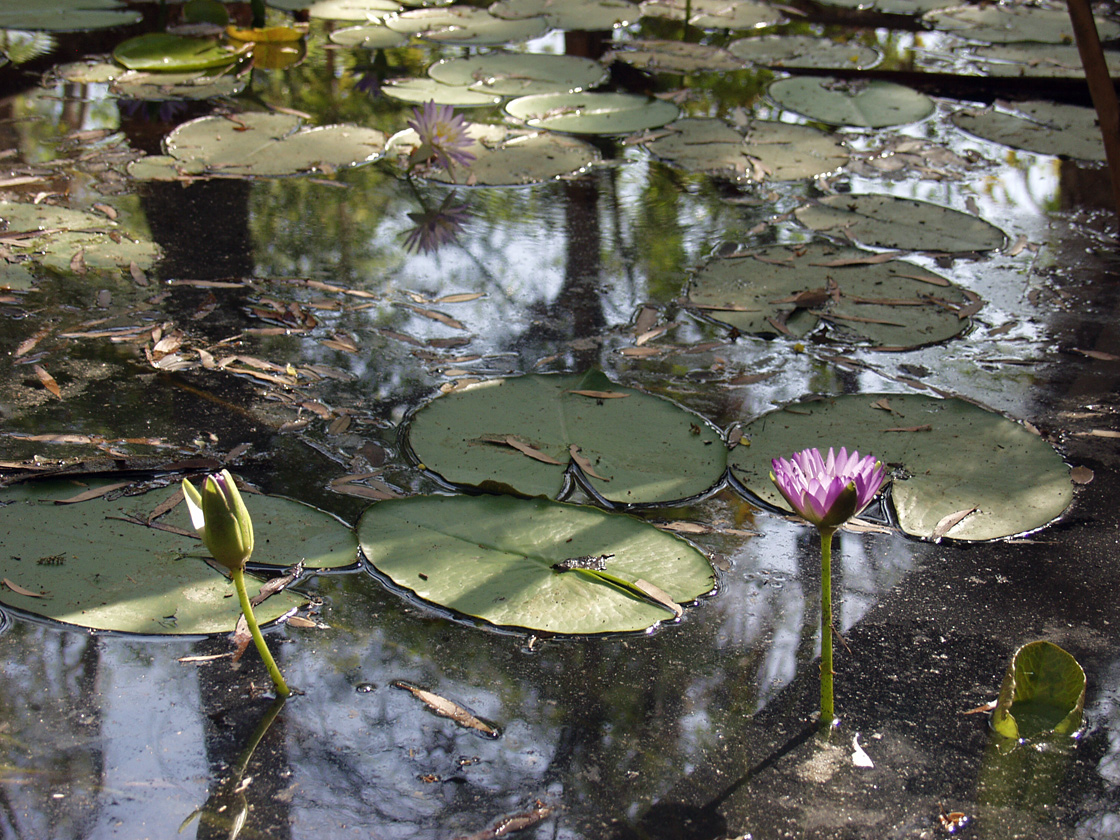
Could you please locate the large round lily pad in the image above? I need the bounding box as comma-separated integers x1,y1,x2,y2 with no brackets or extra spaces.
428,52,607,96
685,243,977,349
729,394,1073,541
0,0,142,32
768,77,934,128
358,494,715,634
386,122,600,185
639,0,781,29
112,68,250,101
380,77,502,106
794,194,1007,253
506,92,679,135
925,4,1120,44
0,480,352,634
641,117,848,181
329,24,409,48
729,34,879,70
490,0,637,30
384,6,549,44
951,101,1105,163
112,33,251,72
405,370,727,505
604,40,744,74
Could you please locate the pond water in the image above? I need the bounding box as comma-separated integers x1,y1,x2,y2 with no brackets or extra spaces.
2,1,1120,838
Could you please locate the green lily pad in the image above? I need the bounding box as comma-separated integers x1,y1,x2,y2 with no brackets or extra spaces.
992,641,1086,741
640,117,848,181
405,371,727,505
358,494,715,634
925,4,1120,44
685,243,975,348
130,112,386,180
0,200,161,275
951,101,1105,163
638,0,781,29
427,52,607,96
820,0,953,12
112,33,251,73
0,0,141,32
604,39,744,74
506,92,679,135
380,77,502,107
384,6,549,45
728,394,1073,541
729,34,879,69
329,24,409,48
0,480,330,634
56,60,123,84
111,67,250,101
387,123,600,185
768,76,934,128
490,0,637,30
286,0,403,20
969,42,1120,79
794,194,1007,252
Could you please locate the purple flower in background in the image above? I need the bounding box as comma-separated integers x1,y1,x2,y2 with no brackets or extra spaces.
403,191,470,254
407,100,476,175
770,446,886,531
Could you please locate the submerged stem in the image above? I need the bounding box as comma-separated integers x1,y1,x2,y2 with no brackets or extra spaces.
232,567,291,698
819,527,835,727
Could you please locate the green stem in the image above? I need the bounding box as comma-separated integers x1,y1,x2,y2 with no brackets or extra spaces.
819,527,836,728
232,567,291,698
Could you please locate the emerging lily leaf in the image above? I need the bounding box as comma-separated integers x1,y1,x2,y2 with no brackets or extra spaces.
992,641,1086,741
358,494,715,634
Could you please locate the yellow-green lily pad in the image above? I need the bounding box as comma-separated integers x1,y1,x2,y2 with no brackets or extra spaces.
992,641,1086,742
112,32,251,73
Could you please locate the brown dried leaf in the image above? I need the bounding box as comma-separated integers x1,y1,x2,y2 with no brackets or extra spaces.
32,364,61,398
1073,348,1120,362
1070,465,1094,485
398,303,466,330
92,203,117,220
567,390,628,399
930,507,979,541
69,249,87,275
329,473,400,500
437,292,484,304
15,327,51,357
633,579,682,617
328,415,352,436
3,578,47,597
808,251,901,267
884,424,932,432
391,681,500,737
619,346,663,357
870,397,894,412
52,481,131,504
569,444,607,480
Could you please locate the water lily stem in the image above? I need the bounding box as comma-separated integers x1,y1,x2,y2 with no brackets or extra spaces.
819,527,836,727
232,567,291,698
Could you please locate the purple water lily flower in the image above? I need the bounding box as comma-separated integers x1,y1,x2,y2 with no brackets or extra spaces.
407,100,476,175
770,446,886,531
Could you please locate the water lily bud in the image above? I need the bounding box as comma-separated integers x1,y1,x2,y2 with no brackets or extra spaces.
181,469,254,571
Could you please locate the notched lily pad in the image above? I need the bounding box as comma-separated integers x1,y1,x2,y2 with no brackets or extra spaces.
387,122,600,185
357,494,715,634
768,76,934,128
385,6,549,45
951,101,1105,163
992,641,1086,741
506,92,679,135
729,34,879,70
925,4,1119,45
639,117,848,181
405,370,727,505
794,194,1006,253
112,32,251,73
685,243,976,348
728,393,1073,541
638,0,781,29
489,0,637,30
427,52,607,96
128,112,386,180
380,77,503,106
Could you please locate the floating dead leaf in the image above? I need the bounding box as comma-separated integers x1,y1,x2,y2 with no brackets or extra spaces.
328,415,352,436
568,390,629,399
809,251,901,267
177,653,233,663
285,614,327,629
130,261,149,286
398,302,466,330
1077,429,1120,438
3,578,47,598
92,203,117,220
851,733,874,768
477,434,564,465
656,521,710,534
452,802,553,840
51,481,131,504
870,397,894,412
321,334,359,353
250,561,304,606
727,372,773,386
1073,348,1120,361
884,424,933,433
391,681,500,738
69,249,87,275
930,506,979,541
569,444,607,480
329,473,400,500
619,346,663,358
634,578,683,618
32,364,61,398
437,292,484,304
1006,235,1028,256
1070,466,1094,485
15,327,51,357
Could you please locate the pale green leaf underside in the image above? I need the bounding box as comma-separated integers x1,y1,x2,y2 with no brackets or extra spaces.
992,641,1086,740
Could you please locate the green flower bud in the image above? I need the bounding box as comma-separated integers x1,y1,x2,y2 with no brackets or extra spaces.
181,469,254,572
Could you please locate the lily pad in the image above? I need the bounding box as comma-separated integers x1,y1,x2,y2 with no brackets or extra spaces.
130,112,386,180
992,641,1086,741
0,480,338,634
820,0,952,12
0,200,161,275
925,4,1120,45
638,0,781,29
489,0,637,30
405,370,727,505
55,60,123,84
427,52,607,96
0,0,141,32
384,6,549,45
728,34,879,69
506,92,679,135
640,117,848,181
685,243,975,348
768,76,934,128
111,68,250,101
329,24,410,48
604,39,744,74
282,0,403,20
728,393,1073,541
387,123,600,185
951,101,1105,163
969,42,1120,79
112,33,251,73
380,77,502,106
357,494,715,634
794,194,1007,252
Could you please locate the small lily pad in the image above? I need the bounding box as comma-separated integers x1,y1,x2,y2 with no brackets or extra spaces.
357,494,715,634
951,101,1105,162
768,76,934,128
992,641,1086,741
387,123,600,185
728,393,1073,541
385,6,549,45
604,40,744,74
112,32,251,73
0,0,142,32
329,24,410,48
638,0,781,29
925,4,1119,44
111,68,250,101
380,77,503,106
685,243,975,348
490,0,637,30
794,194,1007,252
427,52,607,96
729,34,879,69
506,92,679,135
55,60,123,84
280,0,403,20
405,370,727,505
